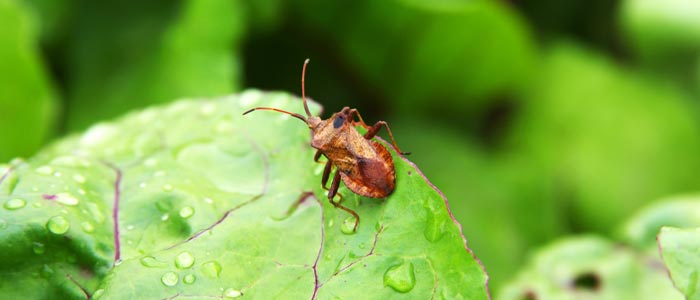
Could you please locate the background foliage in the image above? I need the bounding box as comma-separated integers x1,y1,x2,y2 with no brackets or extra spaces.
2,0,700,297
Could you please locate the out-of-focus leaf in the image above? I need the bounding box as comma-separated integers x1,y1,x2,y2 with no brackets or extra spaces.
658,226,700,299
498,236,683,300
290,0,535,114
0,0,58,162
391,117,563,291
508,42,700,232
64,0,245,130
621,0,700,63
0,91,489,299
621,195,700,251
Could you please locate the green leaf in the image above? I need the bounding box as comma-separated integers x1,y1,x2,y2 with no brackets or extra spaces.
0,91,489,299
0,0,58,162
658,226,700,299
390,117,562,291
507,42,700,232
498,236,683,300
620,195,700,251
64,0,245,130
621,0,700,62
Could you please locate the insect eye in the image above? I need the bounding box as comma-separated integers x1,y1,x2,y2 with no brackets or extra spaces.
333,115,345,128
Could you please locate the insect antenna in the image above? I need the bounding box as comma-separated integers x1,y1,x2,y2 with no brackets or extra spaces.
242,107,308,123
301,58,312,117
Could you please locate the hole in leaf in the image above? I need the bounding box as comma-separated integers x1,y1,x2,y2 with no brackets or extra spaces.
520,290,537,300
573,272,601,291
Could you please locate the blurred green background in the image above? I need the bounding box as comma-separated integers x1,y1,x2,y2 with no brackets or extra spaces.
2,0,700,294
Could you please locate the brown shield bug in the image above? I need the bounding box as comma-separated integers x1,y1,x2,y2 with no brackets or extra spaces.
243,59,409,231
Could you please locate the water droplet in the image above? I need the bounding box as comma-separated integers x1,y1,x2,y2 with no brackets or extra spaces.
223,288,243,298
87,203,105,223
35,165,54,175
239,90,261,106
92,289,105,299
4,198,26,210
144,158,158,167
383,261,416,293
73,174,86,183
162,184,174,192
46,216,70,234
80,221,95,233
140,256,168,268
56,193,80,206
423,205,446,242
200,103,216,116
40,264,54,278
202,261,222,278
161,272,179,286
33,242,45,254
161,214,170,221
183,274,195,284
179,206,194,218
175,251,195,269
340,216,357,235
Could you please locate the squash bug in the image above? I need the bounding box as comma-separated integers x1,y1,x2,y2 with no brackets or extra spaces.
243,59,408,231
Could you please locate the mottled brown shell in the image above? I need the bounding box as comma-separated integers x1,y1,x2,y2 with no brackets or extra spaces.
338,140,395,198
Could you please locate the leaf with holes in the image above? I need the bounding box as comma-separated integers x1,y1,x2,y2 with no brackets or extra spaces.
658,226,700,298
497,236,682,300
0,90,489,299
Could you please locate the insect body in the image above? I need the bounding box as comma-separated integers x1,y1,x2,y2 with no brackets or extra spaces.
243,59,408,231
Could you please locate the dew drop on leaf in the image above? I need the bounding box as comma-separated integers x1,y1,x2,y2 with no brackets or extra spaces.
40,264,54,278
202,261,222,278
4,198,26,210
340,216,357,235
423,204,446,242
223,288,242,298
73,174,86,183
32,242,45,254
80,221,95,233
56,193,80,206
35,165,54,175
183,274,196,284
161,272,179,286
179,206,195,218
140,256,168,268
175,251,195,269
46,216,70,234
383,261,416,293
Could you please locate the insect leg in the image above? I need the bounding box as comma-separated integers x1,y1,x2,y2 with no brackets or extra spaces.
320,160,332,190
328,171,360,231
314,150,323,163
363,121,411,155
347,108,370,128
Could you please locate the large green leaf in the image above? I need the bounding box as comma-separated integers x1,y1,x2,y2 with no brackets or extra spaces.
0,91,489,299
658,226,700,299
0,0,58,162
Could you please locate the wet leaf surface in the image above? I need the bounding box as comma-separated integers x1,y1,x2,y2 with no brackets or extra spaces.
0,90,489,299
